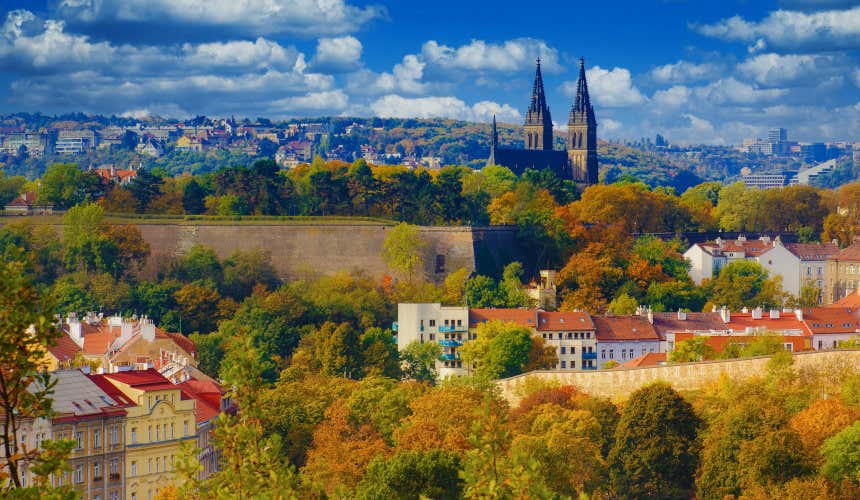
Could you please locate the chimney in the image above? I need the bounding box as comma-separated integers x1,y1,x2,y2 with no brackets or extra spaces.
677,309,687,321
719,306,730,323
769,309,780,319
121,317,134,341
67,313,84,348
752,307,763,320
760,235,771,245
647,307,653,324
737,235,747,243
795,309,804,321
140,317,156,341
108,315,122,329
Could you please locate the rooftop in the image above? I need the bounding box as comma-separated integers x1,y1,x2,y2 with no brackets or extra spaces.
536,311,594,331
45,370,126,419
651,312,728,337
622,352,666,368
785,242,839,261
831,244,860,262
592,315,660,341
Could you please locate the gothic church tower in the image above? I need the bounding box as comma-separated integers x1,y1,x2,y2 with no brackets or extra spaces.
567,58,598,184
524,59,553,150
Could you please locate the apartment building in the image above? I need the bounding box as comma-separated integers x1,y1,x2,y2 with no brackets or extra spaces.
535,311,597,370
824,244,860,304
90,369,197,500
592,315,662,368
396,303,470,378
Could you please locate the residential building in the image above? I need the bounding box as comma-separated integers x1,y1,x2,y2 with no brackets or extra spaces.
43,370,126,500
768,127,787,144
395,303,470,378
741,171,794,189
177,379,227,480
175,136,204,153
758,241,837,300
800,307,860,351
684,235,775,285
89,369,197,500
621,352,667,368
55,130,96,155
3,192,53,216
136,139,164,158
649,310,729,352
825,244,860,304
1,133,47,157
535,311,597,370
92,165,139,186
593,315,662,368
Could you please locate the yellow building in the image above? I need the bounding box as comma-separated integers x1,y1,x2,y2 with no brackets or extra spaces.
90,369,196,500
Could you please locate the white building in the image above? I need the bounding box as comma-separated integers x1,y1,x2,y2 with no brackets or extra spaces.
684,235,774,285
396,303,470,378
55,130,96,155
757,241,837,301
593,315,662,368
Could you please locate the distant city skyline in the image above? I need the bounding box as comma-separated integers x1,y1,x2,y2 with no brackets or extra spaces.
0,1,858,144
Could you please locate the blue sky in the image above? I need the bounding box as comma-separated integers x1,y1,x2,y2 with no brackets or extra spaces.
0,0,858,144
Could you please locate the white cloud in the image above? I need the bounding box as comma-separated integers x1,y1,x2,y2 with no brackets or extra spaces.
371,55,428,94
370,95,519,122
652,86,692,108
695,5,860,51
271,90,349,113
562,66,646,107
693,77,786,105
311,36,362,71
650,60,722,84
182,38,302,72
56,0,385,37
599,118,622,134
420,38,561,73
737,53,847,86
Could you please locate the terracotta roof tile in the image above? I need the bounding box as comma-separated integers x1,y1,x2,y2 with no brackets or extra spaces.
725,312,811,336
800,307,860,335
47,331,82,363
785,242,839,261
832,292,860,308
622,352,666,368
831,244,860,262
652,312,728,337
469,308,537,328
592,315,660,341
536,311,594,331
102,368,175,392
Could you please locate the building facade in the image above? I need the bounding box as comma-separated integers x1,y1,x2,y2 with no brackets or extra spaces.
824,244,860,304
395,303,470,378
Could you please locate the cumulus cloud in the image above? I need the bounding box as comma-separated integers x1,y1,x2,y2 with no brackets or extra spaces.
692,77,786,105
370,55,428,94
370,95,519,122
562,66,646,108
652,86,693,108
271,90,350,113
694,5,860,51
650,60,722,84
55,0,386,39
737,53,849,86
311,36,362,72
420,38,561,73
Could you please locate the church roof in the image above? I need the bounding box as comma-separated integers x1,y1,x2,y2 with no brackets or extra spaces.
570,58,595,124
490,148,569,178
527,58,550,119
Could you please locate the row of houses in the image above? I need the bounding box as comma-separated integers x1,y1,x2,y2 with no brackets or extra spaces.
396,300,860,377
5,314,228,500
683,236,860,304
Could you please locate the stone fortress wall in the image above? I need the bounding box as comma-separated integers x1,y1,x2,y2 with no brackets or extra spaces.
497,349,860,404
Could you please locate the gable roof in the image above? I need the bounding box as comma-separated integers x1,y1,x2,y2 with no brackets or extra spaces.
87,374,137,407
832,291,860,308
177,378,222,424
47,331,82,364
46,370,126,420
800,307,860,335
102,368,177,392
725,311,810,336
785,242,839,261
536,311,594,331
592,315,660,342
651,312,728,337
830,244,860,262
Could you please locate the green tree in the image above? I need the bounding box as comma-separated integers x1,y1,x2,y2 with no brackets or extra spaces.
737,429,812,490
668,337,717,363
0,261,71,492
182,178,207,215
38,163,100,209
500,262,531,307
464,275,504,308
355,449,463,500
382,223,426,282
608,292,639,314
608,382,701,499
707,260,787,310
401,340,442,383
0,170,26,206
821,421,860,484
459,320,533,379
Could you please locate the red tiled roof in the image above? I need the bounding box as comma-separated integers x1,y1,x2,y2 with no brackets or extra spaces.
652,312,727,337
87,374,137,407
178,379,222,424
469,308,537,328
785,242,839,261
103,368,176,392
699,238,774,257
78,323,121,355
622,352,666,368
672,332,811,353
830,244,860,262
47,331,82,363
536,311,594,331
832,292,860,308
725,312,811,336
166,332,197,356
592,315,660,341
800,307,860,335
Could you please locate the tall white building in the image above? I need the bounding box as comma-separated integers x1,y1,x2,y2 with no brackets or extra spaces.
395,303,469,378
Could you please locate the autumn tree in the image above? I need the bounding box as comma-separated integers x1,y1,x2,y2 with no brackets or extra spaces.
459,320,533,379
382,223,426,282
608,382,700,499
707,260,787,310
354,449,463,500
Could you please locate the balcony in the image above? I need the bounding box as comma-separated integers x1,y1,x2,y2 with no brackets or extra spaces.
438,339,462,347
441,353,458,361
582,352,597,360
391,322,398,332
438,325,466,333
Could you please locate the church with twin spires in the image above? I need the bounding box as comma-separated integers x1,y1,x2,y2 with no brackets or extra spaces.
487,57,598,185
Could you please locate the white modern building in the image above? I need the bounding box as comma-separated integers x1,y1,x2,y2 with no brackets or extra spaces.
395,303,470,378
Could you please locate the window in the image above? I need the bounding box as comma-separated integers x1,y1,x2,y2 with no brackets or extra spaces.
131,428,137,444
622,350,627,360
148,426,152,442
609,349,614,359
156,457,160,473
571,346,576,354
571,360,576,369
434,254,446,273
171,423,175,439
148,459,152,473
93,461,101,480
184,421,189,436
560,361,566,369
601,350,605,359
457,319,462,326
131,461,137,476
429,320,436,327
75,431,84,450
132,494,136,500
163,424,168,441
818,340,823,350
93,429,100,448
110,425,118,445
560,347,566,354
110,492,119,500
155,426,160,441
784,343,794,352
110,459,119,479
429,334,435,341
74,465,83,483
21,432,26,446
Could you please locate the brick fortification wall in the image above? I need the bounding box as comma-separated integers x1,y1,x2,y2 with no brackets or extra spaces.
131,223,520,281
497,350,860,404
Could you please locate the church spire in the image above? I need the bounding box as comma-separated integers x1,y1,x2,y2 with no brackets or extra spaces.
491,114,498,147
525,58,553,150
571,57,595,122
